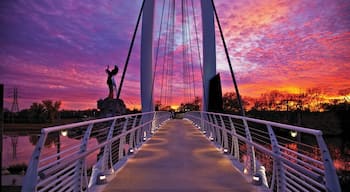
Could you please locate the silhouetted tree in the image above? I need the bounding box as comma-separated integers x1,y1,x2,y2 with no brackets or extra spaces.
28,102,46,123
222,92,248,113
42,100,61,123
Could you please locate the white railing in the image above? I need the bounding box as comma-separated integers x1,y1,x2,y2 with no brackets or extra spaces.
22,111,170,192
184,111,341,192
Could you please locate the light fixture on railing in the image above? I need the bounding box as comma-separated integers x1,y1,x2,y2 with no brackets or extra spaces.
203,130,206,134
128,148,134,155
243,168,248,174
61,130,68,137
143,131,147,141
290,130,298,138
223,148,229,154
96,173,107,185
252,173,263,186
209,136,214,141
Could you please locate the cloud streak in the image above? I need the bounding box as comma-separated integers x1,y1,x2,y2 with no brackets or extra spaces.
0,0,349,110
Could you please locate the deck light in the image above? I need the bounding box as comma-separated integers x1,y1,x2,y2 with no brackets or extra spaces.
223,148,229,154
243,168,248,174
128,148,134,155
290,131,298,138
61,130,68,137
252,173,262,185
96,173,107,185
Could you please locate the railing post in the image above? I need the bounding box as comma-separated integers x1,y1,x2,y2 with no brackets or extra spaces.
151,112,157,133
141,113,151,141
212,114,220,145
200,112,204,131
242,118,256,175
267,124,286,191
130,116,138,150
136,115,143,146
315,134,341,192
219,115,228,150
101,119,117,172
119,118,129,160
74,123,93,191
228,117,239,159
22,132,47,192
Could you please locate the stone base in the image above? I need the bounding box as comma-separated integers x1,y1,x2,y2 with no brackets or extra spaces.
97,98,127,117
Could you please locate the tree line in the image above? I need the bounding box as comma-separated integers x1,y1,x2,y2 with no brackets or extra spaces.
4,100,62,123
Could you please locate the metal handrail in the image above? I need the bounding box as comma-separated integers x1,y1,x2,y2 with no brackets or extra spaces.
184,111,341,192
22,111,170,192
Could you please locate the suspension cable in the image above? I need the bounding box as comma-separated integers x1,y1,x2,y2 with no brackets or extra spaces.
151,0,166,109
160,0,172,106
186,0,197,100
168,0,175,106
182,0,187,103
116,0,145,100
210,0,246,116
191,0,205,108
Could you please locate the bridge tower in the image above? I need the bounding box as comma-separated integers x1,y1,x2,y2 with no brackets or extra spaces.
201,0,216,111
141,0,155,113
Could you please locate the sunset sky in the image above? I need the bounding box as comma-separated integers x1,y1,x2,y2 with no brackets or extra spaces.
1,0,349,110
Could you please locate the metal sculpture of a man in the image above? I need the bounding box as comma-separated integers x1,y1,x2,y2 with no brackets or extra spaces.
106,65,118,99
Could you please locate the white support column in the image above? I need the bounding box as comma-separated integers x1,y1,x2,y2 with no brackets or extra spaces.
229,117,239,159
141,0,155,113
201,0,216,111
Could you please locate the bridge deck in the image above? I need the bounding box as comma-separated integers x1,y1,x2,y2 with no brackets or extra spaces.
103,119,256,192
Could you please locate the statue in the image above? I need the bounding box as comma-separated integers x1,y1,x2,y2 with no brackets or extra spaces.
98,64,126,117
106,65,118,99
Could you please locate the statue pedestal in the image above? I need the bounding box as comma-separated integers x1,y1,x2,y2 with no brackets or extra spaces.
97,98,127,117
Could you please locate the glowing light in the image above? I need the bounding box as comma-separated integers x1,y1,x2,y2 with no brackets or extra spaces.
252,175,260,181
223,148,229,153
290,131,298,138
243,168,248,174
252,174,262,185
61,130,68,137
96,173,107,185
171,105,179,110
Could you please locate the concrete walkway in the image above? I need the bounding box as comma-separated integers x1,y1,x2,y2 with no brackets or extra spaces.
103,119,256,192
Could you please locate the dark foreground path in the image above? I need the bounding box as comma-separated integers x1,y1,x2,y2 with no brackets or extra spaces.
103,119,256,192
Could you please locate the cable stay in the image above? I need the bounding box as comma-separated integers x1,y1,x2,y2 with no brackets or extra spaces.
116,0,145,100
210,0,246,116
151,0,166,109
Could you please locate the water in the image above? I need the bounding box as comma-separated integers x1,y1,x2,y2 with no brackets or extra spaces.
2,133,100,169
2,135,37,168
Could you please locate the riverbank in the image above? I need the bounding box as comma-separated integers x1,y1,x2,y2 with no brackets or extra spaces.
3,118,88,135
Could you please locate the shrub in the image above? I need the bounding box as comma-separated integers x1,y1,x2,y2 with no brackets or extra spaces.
7,163,27,175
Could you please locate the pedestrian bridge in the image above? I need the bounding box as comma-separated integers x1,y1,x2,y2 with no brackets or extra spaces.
22,111,340,192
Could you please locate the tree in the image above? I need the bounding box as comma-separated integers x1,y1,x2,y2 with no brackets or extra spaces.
42,100,61,123
222,92,248,113
28,102,46,123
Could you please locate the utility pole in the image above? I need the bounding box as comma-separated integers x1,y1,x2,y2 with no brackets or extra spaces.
10,88,19,123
